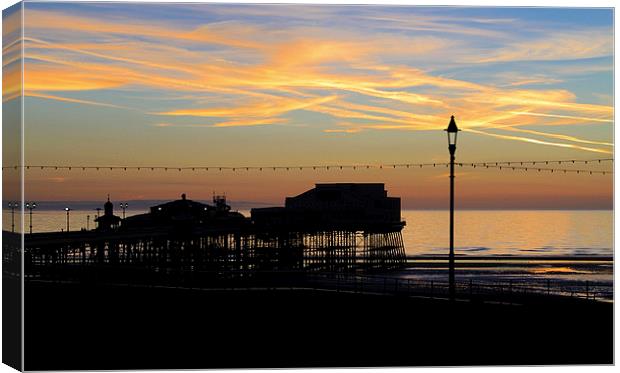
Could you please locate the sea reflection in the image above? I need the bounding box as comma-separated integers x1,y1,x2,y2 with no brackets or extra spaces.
530,266,593,274
2,209,613,258
401,210,612,257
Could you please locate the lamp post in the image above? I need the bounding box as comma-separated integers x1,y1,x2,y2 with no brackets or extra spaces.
87,215,90,230
8,202,17,233
120,202,128,219
445,115,460,302
25,202,36,234
94,208,102,218
65,207,72,232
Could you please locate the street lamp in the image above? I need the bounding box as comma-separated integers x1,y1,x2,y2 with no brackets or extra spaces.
94,208,102,219
65,207,72,232
87,215,90,230
25,202,37,234
445,115,460,302
7,202,17,233
119,202,128,219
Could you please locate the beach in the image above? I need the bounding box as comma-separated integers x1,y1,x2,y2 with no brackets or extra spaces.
23,281,613,370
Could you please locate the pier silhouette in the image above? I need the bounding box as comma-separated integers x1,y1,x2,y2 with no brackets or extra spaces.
19,184,406,287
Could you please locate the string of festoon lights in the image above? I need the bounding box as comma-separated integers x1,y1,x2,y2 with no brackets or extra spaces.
1,158,613,175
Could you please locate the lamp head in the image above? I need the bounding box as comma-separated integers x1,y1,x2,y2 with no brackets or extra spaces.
445,115,460,152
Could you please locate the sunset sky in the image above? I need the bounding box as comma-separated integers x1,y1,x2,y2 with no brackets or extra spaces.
2,3,614,209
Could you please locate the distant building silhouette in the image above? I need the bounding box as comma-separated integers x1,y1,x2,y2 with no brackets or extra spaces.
123,193,246,231
252,183,404,231
94,195,121,231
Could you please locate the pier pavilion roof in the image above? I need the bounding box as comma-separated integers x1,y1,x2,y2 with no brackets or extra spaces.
122,193,248,231
251,183,405,232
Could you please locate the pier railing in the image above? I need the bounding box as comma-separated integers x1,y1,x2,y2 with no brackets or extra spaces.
17,227,407,276
12,229,610,303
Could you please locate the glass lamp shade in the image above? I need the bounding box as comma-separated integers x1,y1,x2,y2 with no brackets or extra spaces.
445,115,459,146
447,130,458,146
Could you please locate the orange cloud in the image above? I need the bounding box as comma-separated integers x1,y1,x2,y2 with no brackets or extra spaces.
24,64,128,91
154,117,287,128
2,63,21,102
12,6,613,157
157,95,338,118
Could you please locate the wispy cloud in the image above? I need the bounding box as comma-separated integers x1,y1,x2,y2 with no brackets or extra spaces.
505,77,563,87
476,29,612,63
156,95,338,118
509,111,613,124
467,128,612,154
5,4,611,156
26,92,135,110
154,117,287,128
501,127,613,147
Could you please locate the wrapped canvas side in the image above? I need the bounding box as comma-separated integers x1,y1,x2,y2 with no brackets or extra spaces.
2,2,23,371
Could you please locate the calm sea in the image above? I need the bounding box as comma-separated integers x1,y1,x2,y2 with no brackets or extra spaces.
4,209,612,257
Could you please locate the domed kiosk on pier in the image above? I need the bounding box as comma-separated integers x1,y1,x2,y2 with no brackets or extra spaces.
94,195,121,231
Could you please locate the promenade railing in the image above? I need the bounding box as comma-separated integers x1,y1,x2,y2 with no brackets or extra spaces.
302,272,612,303
22,262,612,304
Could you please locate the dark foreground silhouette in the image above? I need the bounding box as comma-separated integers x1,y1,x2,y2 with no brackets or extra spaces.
24,282,612,370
